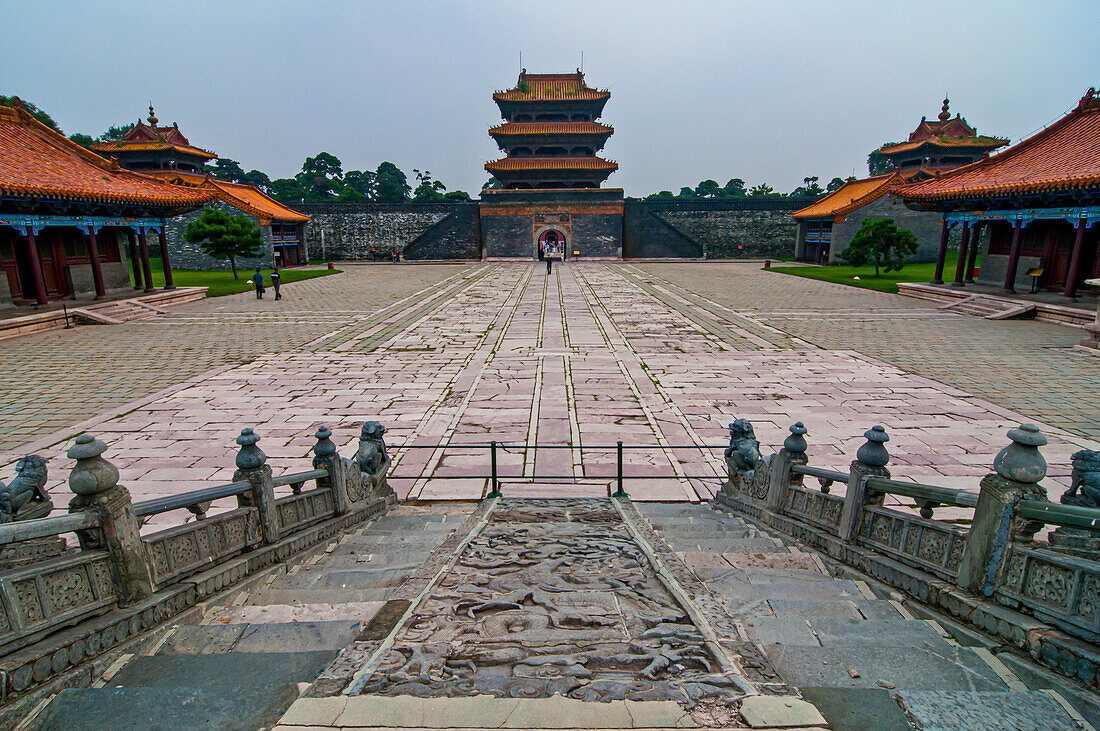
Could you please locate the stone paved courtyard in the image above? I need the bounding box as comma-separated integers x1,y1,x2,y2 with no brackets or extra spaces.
2,261,1096,533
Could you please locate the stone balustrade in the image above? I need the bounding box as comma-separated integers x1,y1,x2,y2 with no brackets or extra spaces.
0,423,396,704
712,418,1100,690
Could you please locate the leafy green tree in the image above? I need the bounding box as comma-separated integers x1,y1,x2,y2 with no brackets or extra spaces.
483,177,502,190
245,169,273,194
0,96,61,132
301,152,343,182
210,158,249,183
867,143,901,176
677,186,697,199
270,178,307,203
183,208,264,279
343,170,376,199
694,179,722,198
412,169,447,201
748,183,775,197
826,177,846,193
98,124,134,142
646,190,675,200
443,190,472,202
69,133,95,148
722,178,747,197
839,217,918,276
375,162,410,203
791,176,824,197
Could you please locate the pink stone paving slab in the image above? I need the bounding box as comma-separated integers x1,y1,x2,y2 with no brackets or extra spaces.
7,262,1095,533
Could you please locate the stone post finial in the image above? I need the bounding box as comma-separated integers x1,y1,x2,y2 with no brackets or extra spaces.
235,428,267,470
783,422,808,455
313,426,337,459
993,424,1047,484
67,434,120,496
66,435,153,604
233,428,278,544
856,425,890,468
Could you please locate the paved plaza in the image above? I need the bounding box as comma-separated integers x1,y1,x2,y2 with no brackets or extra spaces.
2,261,1096,532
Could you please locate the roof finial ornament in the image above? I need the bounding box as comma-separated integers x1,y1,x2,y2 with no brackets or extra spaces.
147,103,158,127
939,95,950,122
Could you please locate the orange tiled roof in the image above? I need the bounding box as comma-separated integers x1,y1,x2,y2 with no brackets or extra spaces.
494,72,610,103
792,174,900,220
0,105,213,207
489,121,613,136
485,156,618,173
91,139,217,160
147,170,209,187
878,135,1008,157
899,89,1100,202
205,178,309,224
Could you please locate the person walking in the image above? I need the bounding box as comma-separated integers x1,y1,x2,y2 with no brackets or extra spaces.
252,268,265,299
271,269,282,300
546,254,553,275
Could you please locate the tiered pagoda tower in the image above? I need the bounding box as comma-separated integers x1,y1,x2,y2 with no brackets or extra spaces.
486,71,618,189
876,98,1008,181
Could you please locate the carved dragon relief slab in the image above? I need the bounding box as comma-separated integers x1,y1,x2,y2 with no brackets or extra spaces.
358,499,745,708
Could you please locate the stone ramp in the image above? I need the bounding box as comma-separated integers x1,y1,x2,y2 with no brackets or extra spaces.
32,504,471,730
638,502,1093,731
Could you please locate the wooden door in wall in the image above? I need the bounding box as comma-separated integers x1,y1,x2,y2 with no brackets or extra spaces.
36,235,66,297
1046,237,1073,290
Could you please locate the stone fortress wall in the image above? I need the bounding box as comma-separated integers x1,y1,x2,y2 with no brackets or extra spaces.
293,198,820,261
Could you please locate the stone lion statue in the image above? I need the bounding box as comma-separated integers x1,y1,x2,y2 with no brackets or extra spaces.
0,455,50,523
1061,449,1100,509
724,419,762,484
356,421,391,495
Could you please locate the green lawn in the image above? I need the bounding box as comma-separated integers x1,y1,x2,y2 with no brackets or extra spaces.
133,258,341,297
768,252,977,294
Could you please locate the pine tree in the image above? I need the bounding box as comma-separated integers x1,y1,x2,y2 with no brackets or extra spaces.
840,218,918,276
184,208,264,279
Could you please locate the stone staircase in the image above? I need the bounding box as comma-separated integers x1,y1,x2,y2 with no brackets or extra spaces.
31,504,471,730
637,502,1096,731
76,299,166,324
938,294,1036,320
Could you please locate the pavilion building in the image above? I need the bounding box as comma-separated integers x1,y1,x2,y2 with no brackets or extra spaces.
899,88,1100,297
794,98,1006,263
480,71,624,259
875,98,1008,181
0,101,211,306
94,107,309,268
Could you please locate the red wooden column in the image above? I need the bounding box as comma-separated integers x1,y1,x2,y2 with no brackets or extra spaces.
1063,218,1088,298
127,229,144,290
1002,219,1024,293
965,222,982,283
158,228,175,290
952,220,971,286
931,218,950,284
23,226,48,306
86,229,106,299
137,228,155,293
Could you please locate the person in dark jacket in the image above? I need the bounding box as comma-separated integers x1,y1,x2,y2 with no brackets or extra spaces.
252,268,265,299
271,269,282,300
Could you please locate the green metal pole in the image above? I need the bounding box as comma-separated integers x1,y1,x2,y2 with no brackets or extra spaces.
613,441,626,497
487,440,501,498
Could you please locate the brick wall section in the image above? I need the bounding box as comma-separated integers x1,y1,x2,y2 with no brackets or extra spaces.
826,194,944,264
166,203,275,270
296,202,481,260
623,198,814,259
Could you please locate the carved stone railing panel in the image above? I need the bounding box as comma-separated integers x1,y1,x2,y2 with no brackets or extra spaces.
275,488,334,534
995,543,1100,643
858,505,967,581
143,507,263,585
0,551,116,654
781,485,844,534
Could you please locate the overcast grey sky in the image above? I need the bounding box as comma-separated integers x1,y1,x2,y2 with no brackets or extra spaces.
2,1,1097,197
